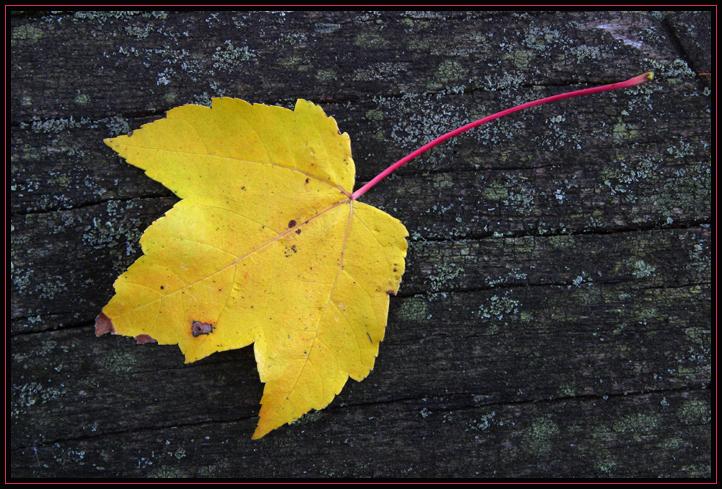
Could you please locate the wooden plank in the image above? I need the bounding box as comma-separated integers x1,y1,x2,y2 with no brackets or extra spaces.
11,389,711,478
11,281,711,460
11,207,711,332
10,90,711,217
10,10,693,122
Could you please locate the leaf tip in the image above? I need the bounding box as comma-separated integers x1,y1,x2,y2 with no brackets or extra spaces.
294,97,324,114
103,136,123,150
251,425,268,440
94,312,115,337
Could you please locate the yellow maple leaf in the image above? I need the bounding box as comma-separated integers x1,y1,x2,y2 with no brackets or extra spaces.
98,98,408,439
97,73,653,439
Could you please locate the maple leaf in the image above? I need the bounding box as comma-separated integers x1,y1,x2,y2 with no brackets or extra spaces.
97,72,654,439
99,99,408,439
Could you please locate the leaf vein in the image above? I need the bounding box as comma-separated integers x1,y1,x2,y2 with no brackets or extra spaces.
112,199,349,321
280,202,354,400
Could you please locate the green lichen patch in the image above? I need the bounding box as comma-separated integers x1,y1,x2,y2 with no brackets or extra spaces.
522,418,559,454
612,412,660,441
677,399,710,425
365,109,384,121
124,24,153,39
612,121,640,142
572,44,602,63
486,268,528,288
470,411,496,432
523,25,562,51
354,32,389,49
11,381,66,416
372,92,468,158
12,24,45,43
478,292,521,322
428,263,464,292
684,326,710,346
315,69,337,82
595,457,617,476
212,40,256,72
503,181,536,213
659,436,684,450
99,350,138,374
680,464,711,478
396,296,429,322
72,10,143,23
74,94,90,106
631,259,656,279
482,181,509,202
504,49,533,69
149,466,188,478
435,60,467,83
433,173,454,190
277,54,311,73
548,235,575,249
353,62,410,82
601,158,658,202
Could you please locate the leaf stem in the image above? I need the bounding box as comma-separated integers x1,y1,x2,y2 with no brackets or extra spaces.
351,71,654,201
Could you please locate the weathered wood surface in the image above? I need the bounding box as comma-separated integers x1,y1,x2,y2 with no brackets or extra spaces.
10,10,712,479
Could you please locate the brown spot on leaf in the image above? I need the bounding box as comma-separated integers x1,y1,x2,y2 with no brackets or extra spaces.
135,334,157,344
288,219,297,228
305,177,310,184
191,320,214,337
94,312,114,337
295,229,302,235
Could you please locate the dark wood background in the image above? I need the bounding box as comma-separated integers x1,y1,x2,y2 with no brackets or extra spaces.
10,10,712,479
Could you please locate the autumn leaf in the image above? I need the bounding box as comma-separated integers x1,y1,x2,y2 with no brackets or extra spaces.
98,98,408,439
97,72,654,439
